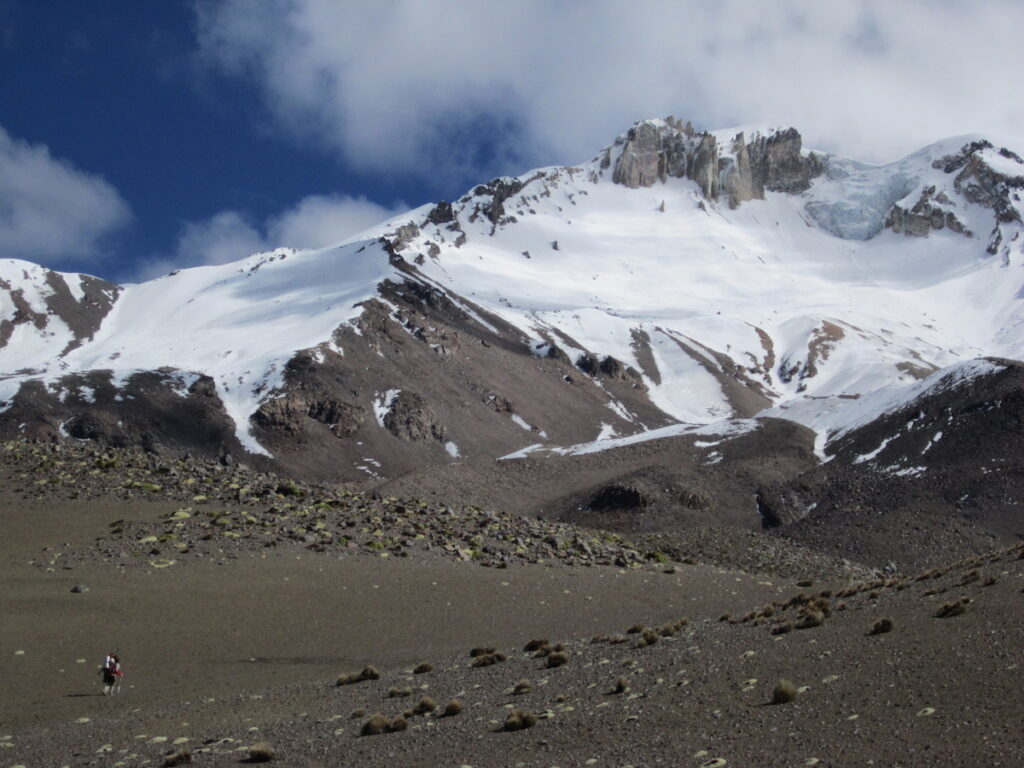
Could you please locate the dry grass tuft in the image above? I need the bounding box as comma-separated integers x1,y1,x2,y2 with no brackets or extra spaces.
387,686,413,698
513,679,532,695
247,742,276,762
770,622,793,635
161,749,192,767
471,652,506,668
935,599,969,618
413,696,436,715
771,679,798,705
795,609,825,629
338,665,381,686
959,569,980,586
503,709,538,731
470,646,496,657
613,676,629,694
413,661,433,674
868,617,894,635
523,639,548,652
361,714,391,736
441,699,463,717
546,651,570,668
388,717,408,733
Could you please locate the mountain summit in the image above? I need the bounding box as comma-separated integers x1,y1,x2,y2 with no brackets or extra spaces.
1,118,1022,482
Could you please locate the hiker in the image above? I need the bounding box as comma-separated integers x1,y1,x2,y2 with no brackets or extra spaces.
101,651,123,695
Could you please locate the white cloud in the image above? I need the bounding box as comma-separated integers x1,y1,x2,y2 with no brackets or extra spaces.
0,126,131,264
176,210,265,267
266,194,401,249
196,0,1024,177
135,193,403,280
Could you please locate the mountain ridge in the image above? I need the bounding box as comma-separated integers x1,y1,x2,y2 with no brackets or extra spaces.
1,118,1022,486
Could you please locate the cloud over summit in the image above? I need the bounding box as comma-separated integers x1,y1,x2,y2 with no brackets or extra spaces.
197,0,1024,181
0,126,131,267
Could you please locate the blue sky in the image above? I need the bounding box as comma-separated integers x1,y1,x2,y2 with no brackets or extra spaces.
1,1,1022,283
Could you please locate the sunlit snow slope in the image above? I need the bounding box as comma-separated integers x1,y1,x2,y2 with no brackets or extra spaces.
2,119,1023,461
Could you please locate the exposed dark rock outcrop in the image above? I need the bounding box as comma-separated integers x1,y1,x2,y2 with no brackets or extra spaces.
611,119,821,207
766,359,1024,570
253,393,363,438
382,391,446,442
891,140,1024,253
886,184,971,238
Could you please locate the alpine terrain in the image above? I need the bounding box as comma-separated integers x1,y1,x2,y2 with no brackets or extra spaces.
1,118,1022,767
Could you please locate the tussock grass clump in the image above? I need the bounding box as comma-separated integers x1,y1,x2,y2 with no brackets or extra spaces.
982,575,998,587
470,646,496,658
513,679,532,695
771,679,798,705
389,716,408,732
868,617,894,635
413,661,433,674
247,742,276,762
546,651,570,668
471,652,506,668
523,639,548,652
626,624,645,634
770,622,793,635
361,714,391,736
613,676,629,694
935,598,969,618
441,699,463,717
337,665,381,686
387,686,413,698
659,622,680,637
531,641,564,658
959,570,980,586
503,709,538,731
413,696,436,715
350,708,366,719
161,749,192,767
636,628,659,648
795,609,825,629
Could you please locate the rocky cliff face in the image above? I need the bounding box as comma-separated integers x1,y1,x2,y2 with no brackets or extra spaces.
883,140,1024,255
610,118,822,207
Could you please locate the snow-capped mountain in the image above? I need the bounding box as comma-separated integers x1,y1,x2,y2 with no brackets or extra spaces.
1,118,1022,482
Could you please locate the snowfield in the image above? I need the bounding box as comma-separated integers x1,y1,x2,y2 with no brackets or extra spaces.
2,121,1023,458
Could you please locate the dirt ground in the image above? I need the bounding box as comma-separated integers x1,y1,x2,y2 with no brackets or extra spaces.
2,468,1023,767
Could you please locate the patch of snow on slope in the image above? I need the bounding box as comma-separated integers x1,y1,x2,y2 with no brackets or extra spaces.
374,389,401,427
853,434,896,464
502,418,761,459
922,431,943,454
510,413,533,431
763,358,1004,454
445,441,460,458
